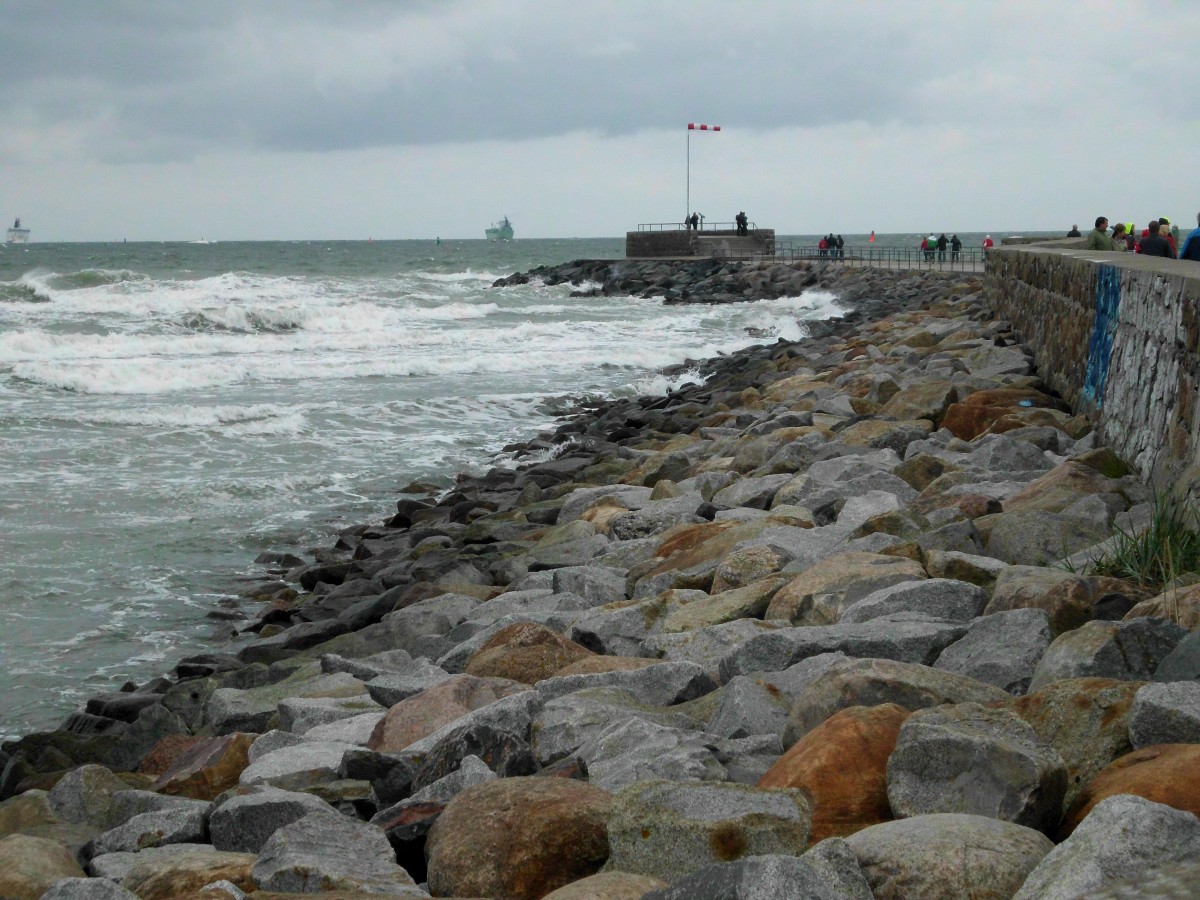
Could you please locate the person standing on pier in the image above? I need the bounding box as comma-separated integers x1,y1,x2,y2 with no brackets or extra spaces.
982,235,995,251
950,234,962,261
936,233,948,262
1180,213,1200,261
1084,217,1115,251
1138,220,1177,258
1067,225,1082,237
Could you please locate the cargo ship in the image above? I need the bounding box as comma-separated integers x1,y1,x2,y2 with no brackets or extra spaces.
6,217,29,244
485,216,513,241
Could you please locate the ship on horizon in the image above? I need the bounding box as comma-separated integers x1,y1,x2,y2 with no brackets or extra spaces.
6,217,30,244
485,216,513,241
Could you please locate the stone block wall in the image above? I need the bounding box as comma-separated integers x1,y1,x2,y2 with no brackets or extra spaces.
985,246,1200,484
626,230,695,258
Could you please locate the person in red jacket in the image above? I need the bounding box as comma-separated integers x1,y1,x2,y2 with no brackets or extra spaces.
982,235,994,250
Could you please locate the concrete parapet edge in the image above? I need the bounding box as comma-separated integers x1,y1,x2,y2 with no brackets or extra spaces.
985,244,1200,490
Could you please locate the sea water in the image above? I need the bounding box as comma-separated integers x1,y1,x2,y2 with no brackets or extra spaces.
0,237,852,739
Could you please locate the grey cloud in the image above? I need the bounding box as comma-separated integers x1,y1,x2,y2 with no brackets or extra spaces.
1,1,1197,165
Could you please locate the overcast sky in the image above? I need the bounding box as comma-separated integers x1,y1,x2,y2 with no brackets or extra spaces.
2,1,1196,241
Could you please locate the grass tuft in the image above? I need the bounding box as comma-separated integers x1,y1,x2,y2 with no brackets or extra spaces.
1088,493,1200,602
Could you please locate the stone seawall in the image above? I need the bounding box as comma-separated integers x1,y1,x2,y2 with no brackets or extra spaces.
985,245,1200,485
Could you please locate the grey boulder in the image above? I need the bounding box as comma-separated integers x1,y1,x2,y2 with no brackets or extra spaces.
886,702,1067,832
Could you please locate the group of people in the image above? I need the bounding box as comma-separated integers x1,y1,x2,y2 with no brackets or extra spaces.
818,233,845,258
919,232,966,262
1079,215,1200,261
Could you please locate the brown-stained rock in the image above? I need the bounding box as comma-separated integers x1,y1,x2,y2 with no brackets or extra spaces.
552,656,661,677
941,388,1069,441
463,622,594,685
982,566,1098,636
0,791,58,838
1001,460,1125,514
1059,744,1200,840
137,734,206,777
150,732,256,801
541,870,668,899
710,545,787,593
1072,447,1132,479
895,453,954,491
1125,582,1200,629
836,418,934,452
956,494,1002,519
0,833,85,898
367,674,527,753
425,776,613,900
765,552,927,626
120,846,256,899
994,677,1142,814
877,381,959,425
757,703,909,843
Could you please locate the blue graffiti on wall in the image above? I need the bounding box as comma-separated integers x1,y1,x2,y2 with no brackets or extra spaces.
1082,265,1121,408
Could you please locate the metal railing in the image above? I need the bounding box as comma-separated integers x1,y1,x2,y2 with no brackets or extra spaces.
711,242,989,271
638,220,754,232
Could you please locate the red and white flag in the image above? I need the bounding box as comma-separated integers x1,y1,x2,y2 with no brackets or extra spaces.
687,123,721,131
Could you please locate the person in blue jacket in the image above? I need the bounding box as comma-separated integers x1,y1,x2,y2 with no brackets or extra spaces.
1181,213,1200,262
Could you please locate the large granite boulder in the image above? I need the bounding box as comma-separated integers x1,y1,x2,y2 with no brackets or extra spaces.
886,703,1067,832
47,765,131,830
1014,794,1200,900
839,578,988,624
0,834,86,899
576,717,728,792
251,811,419,894
1028,617,1186,691
115,845,256,899
758,703,908,842
605,780,810,882
366,673,527,753
997,676,1142,814
425,776,613,900
1060,743,1200,838
209,786,339,853
844,813,1053,900
463,621,594,684
1130,681,1200,748
718,615,967,680
933,608,1053,695
784,657,1009,743
150,733,256,801
640,844,873,900
87,804,209,856
765,553,926,626
542,871,668,899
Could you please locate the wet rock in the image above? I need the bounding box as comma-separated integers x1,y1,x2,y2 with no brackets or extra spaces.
536,660,717,706
87,804,209,856
641,843,872,900
411,722,537,791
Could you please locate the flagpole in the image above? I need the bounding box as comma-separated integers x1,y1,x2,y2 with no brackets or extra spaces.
685,124,720,227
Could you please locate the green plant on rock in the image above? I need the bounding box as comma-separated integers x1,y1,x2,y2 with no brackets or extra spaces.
1088,493,1200,608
